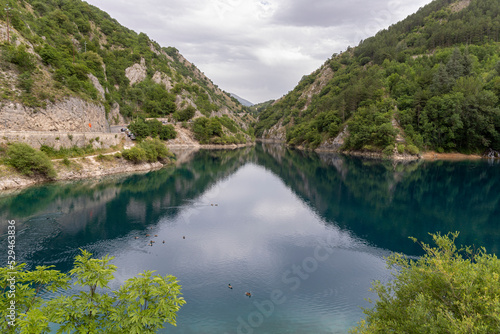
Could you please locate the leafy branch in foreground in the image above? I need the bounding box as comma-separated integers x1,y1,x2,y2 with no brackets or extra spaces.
350,232,500,334
0,249,186,333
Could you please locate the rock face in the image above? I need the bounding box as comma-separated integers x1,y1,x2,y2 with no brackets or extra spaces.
152,71,173,91
125,58,147,85
0,131,125,149
316,126,349,152
0,97,110,132
484,148,500,159
108,103,126,125
88,73,105,99
261,121,286,142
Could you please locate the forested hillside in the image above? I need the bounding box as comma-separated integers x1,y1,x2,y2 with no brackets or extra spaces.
0,0,254,143
255,0,500,155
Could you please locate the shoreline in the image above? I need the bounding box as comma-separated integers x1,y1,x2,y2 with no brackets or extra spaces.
0,142,255,193
0,142,494,193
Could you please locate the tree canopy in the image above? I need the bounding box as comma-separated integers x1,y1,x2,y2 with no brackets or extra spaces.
256,0,500,154
0,249,186,333
350,232,500,334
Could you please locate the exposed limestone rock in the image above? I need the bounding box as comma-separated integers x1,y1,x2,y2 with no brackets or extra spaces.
107,103,126,125
175,94,197,110
0,22,37,56
316,126,349,152
262,120,286,142
0,131,125,149
484,148,500,159
450,0,471,13
152,71,173,91
165,125,199,148
300,67,335,111
88,73,105,99
392,117,406,144
125,58,147,85
0,97,111,132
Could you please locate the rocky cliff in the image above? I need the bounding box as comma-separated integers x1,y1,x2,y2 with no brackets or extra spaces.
0,97,110,132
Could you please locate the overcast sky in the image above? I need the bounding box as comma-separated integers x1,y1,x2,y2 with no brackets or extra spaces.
84,0,433,103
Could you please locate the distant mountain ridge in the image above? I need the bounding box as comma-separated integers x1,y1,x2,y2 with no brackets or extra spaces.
255,0,500,156
230,93,254,107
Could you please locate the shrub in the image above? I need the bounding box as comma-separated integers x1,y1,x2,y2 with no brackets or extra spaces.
122,139,172,163
350,232,500,334
397,144,405,154
96,154,114,162
121,146,147,163
159,124,176,140
6,143,57,179
407,144,420,155
382,144,394,156
173,106,196,122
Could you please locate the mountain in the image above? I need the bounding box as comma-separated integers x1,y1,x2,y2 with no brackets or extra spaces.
0,0,252,143
230,93,254,107
255,0,500,155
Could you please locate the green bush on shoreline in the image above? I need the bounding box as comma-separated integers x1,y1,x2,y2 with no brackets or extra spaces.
350,232,500,333
122,138,173,163
4,143,57,179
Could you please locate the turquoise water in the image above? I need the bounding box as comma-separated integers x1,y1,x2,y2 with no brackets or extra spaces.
1,144,499,333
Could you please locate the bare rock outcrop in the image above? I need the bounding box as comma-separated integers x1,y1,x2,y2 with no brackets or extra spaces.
261,121,286,142
107,103,126,125
316,126,349,152
88,73,105,99
152,71,173,91
125,58,147,85
0,97,110,132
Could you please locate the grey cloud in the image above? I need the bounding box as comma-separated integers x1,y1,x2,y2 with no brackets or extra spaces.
271,0,389,27
84,0,433,102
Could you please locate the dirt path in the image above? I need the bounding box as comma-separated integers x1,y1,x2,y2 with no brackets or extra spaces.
422,151,482,161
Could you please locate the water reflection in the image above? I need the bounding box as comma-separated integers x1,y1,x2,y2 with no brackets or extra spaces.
253,144,500,255
0,144,499,333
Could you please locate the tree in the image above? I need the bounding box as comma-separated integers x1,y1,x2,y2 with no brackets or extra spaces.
350,232,500,334
0,250,186,333
6,143,57,179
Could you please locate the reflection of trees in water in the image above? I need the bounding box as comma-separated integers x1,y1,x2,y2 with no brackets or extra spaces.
1,144,498,267
0,148,252,269
253,144,500,255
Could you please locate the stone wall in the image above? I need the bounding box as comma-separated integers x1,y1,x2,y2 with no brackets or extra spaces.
0,131,126,149
0,97,111,132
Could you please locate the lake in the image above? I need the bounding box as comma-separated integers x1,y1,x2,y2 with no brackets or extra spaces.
1,144,499,333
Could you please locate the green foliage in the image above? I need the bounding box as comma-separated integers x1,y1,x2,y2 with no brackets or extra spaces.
2,44,36,72
191,116,247,145
173,105,196,122
40,144,96,159
350,232,500,334
128,119,177,140
96,154,114,162
407,144,420,155
343,105,397,151
0,0,250,132
256,0,500,153
159,124,177,140
0,250,186,333
192,117,221,143
121,146,147,163
5,143,56,179
122,139,173,163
